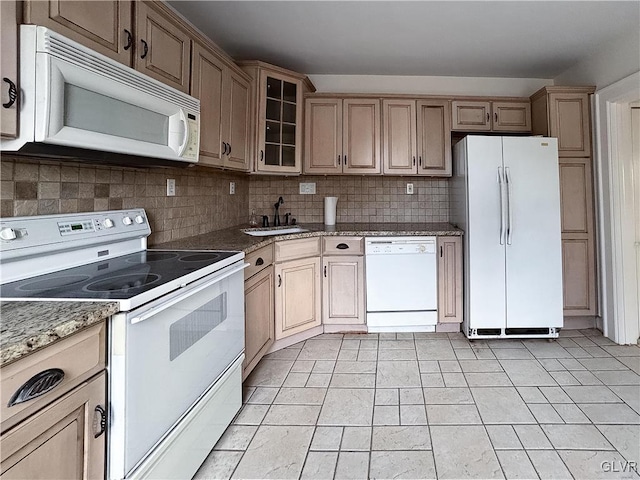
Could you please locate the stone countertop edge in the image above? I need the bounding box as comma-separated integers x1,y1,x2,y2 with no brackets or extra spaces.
0,301,119,368
153,222,464,255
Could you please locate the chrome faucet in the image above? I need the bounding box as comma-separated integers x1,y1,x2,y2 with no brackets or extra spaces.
273,197,284,226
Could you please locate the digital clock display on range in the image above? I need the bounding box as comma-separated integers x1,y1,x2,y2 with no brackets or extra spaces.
71,224,84,231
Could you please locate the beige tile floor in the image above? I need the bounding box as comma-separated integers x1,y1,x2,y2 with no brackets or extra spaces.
194,330,640,479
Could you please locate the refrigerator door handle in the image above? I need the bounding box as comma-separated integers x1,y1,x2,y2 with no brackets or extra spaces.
498,167,506,245
505,167,513,245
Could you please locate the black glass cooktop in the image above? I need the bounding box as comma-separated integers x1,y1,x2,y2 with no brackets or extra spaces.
0,250,239,300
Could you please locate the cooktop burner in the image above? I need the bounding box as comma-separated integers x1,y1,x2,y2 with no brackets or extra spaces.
0,249,240,301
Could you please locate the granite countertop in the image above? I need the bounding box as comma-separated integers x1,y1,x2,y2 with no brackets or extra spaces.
0,301,119,367
153,222,463,254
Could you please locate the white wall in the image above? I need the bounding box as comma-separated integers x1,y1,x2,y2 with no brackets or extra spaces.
554,27,640,89
307,75,553,97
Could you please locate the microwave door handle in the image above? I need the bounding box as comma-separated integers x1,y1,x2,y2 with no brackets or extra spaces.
130,262,248,325
177,110,189,156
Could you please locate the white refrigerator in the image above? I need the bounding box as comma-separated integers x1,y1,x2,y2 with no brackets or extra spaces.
451,136,563,339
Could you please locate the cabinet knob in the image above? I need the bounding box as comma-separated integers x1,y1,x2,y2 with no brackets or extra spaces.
2,78,18,109
336,243,349,250
140,39,149,59
344,155,347,165
255,257,264,266
260,150,264,162
419,156,422,167
486,112,490,123
494,112,498,123
123,29,132,51
8,368,65,407
337,155,341,165
413,156,416,166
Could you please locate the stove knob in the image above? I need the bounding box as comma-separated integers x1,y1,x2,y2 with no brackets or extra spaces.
122,217,133,226
0,227,17,240
103,218,114,228
134,215,145,224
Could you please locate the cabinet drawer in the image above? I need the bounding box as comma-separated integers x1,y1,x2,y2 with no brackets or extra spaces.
1,323,106,432
323,237,364,255
245,244,274,280
275,238,321,262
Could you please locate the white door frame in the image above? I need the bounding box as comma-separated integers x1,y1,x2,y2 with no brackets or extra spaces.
593,71,640,344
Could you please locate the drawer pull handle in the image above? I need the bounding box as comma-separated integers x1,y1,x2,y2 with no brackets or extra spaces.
94,405,107,438
140,39,149,59
324,265,327,277
8,368,65,407
278,274,282,287
336,243,349,250
123,29,132,51
255,257,264,266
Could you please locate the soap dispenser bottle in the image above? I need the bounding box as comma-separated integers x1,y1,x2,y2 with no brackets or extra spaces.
249,210,258,226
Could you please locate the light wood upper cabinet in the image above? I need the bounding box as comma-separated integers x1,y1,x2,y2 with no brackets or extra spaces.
382,100,417,175
244,265,275,379
417,100,452,176
549,93,592,157
191,43,250,170
304,98,343,174
452,100,531,132
304,97,381,174
1,373,105,480
322,256,365,325
240,62,314,174
437,236,463,324
134,1,191,93
343,99,381,174
274,256,322,340
1,0,18,138
24,0,133,64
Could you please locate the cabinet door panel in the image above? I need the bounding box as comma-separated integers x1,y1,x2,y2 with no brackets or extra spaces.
451,101,491,131
226,71,251,170
1,374,105,480
562,239,596,313
323,256,364,325
417,100,451,176
437,237,463,324
549,94,591,156
492,102,531,132
135,2,190,93
304,98,343,174
191,43,224,167
1,0,18,138
559,161,591,233
244,266,274,378
275,258,321,339
25,0,132,64
382,100,416,175
343,99,381,174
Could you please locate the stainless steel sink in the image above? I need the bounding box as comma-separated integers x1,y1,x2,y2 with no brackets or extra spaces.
242,226,309,237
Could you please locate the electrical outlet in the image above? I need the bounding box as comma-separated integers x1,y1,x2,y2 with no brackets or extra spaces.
406,183,414,195
299,182,316,194
229,182,235,195
166,178,176,196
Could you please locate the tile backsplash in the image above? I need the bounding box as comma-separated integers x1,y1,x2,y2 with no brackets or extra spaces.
249,176,449,224
1,156,449,243
0,156,249,245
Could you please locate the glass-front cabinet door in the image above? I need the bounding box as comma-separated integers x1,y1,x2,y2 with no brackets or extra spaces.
257,70,303,173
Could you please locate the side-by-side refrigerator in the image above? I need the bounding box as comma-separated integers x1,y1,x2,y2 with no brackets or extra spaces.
451,136,563,339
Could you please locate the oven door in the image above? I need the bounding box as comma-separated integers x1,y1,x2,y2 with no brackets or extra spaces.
109,260,246,479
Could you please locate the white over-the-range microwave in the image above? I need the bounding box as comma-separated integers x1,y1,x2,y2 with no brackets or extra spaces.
1,26,200,166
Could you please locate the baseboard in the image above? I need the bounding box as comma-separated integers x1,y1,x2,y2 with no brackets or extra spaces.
436,323,462,333
324,324,368,333
563,316,598,330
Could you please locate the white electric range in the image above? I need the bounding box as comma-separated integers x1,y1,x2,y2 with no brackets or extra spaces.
0,209,247,480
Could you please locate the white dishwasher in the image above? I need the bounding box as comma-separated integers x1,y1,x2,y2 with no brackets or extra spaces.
365,237,438,332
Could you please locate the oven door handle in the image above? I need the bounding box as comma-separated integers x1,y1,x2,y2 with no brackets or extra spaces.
130,262,249,325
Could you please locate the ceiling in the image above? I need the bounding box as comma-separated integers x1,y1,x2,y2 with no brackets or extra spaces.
169,1,639,79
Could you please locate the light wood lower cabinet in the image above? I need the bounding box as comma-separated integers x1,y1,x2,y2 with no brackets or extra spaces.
437,236,463,324
274,256,321,340
322,256,365,325
1,372,106,480
244,265,275,379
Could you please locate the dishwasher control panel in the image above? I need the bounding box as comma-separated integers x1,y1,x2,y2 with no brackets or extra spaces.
365,236,436,255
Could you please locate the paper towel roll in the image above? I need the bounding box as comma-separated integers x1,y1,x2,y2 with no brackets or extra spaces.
324,197,338,225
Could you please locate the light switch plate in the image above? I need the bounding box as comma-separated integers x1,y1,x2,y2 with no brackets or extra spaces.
167,178,176,196
406,183,414,195
299,182,316,194
230,182,235,195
